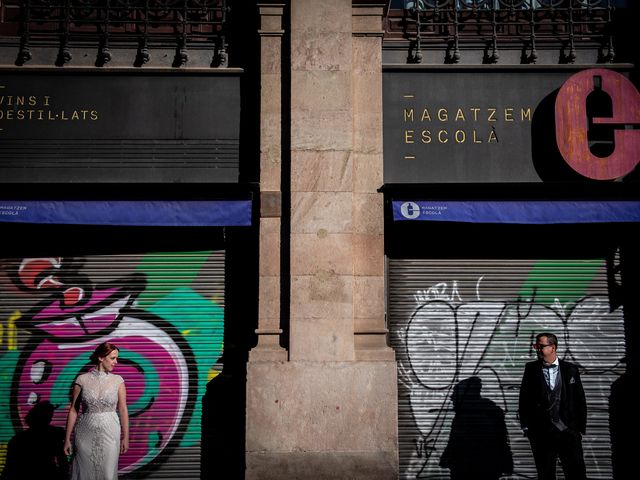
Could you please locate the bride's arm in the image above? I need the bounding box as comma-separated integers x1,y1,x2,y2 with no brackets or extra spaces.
64,384,82,456
118,382,129,454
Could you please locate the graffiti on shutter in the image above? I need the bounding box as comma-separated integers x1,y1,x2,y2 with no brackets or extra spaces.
0,252,224,478
390,258,625,479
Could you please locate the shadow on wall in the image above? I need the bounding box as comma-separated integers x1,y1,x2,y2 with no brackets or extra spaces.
610,362,634,480
200,224,257,480
201,350,247,480
0,401,69,480
439,376,514,480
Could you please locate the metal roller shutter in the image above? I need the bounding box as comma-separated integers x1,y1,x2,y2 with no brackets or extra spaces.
0,250,225,479
389,257,625,479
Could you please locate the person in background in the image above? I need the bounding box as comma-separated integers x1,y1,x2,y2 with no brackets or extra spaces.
519,332,587,479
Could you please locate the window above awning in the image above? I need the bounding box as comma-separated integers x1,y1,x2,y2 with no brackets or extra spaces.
392,200,640,224
0,200,252,227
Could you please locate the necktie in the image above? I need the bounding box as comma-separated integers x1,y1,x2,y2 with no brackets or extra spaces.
543,363,557,387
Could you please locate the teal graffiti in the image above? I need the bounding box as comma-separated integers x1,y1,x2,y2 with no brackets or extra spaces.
146,287,224,447
0,351,20,443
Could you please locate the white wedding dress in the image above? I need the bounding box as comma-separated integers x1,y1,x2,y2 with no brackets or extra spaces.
71,369,123,480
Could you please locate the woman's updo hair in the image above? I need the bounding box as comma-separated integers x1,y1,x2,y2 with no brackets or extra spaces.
89,342,119,365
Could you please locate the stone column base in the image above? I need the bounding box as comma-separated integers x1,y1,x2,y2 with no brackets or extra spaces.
246,451,398,480
246,361,399,479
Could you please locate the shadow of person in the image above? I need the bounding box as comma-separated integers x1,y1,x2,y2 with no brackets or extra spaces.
610,364,634,479
0,401,69,480
201,351,246,480
440,376,513,480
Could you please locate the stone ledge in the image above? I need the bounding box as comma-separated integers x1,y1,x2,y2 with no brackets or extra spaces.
246,450,398,480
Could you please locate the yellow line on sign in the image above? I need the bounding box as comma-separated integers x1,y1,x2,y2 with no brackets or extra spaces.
404,155,415,160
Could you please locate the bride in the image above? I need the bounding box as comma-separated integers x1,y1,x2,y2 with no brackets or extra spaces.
64,342,129,480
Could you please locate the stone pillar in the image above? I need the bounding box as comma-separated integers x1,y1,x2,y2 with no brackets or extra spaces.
288,0,356,362
352,3,395,361
246,2,398,477
250,3,287,362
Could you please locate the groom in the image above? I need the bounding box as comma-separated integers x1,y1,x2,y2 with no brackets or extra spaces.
519,332,587,479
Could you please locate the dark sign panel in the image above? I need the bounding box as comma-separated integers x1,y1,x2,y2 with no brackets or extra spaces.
0,70,241,183
383,66,639,183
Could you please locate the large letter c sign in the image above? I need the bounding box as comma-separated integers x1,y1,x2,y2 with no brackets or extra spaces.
555,69,640,180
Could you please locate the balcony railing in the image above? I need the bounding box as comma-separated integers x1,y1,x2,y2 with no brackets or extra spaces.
1,0,228,67
385,0,615,64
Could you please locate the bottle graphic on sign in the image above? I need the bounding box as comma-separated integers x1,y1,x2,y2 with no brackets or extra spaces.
555,68,640,180
586,75,615,158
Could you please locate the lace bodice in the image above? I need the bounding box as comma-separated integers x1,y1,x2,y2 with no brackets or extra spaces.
75,369,123,414
71,369,123,479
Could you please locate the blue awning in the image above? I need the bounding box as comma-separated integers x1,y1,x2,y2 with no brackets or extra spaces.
0,200,252,227
392,200,640,224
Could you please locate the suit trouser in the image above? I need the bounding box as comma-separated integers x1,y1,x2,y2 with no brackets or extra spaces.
529,428,586,480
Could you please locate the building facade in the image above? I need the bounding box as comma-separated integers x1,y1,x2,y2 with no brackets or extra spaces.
0,1,638,479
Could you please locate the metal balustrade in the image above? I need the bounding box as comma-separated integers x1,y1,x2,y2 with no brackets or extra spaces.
1,0,228,66
385,0,615,64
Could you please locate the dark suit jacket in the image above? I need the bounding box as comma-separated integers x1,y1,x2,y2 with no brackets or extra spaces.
519,359,587,436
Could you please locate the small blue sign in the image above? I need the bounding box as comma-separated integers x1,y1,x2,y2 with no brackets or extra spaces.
0,200,252,227
392,200,640,224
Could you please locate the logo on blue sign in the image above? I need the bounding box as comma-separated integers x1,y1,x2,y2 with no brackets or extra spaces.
400,202,421,219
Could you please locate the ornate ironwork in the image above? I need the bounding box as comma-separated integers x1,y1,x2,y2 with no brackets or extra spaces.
385,0,615,64
3,0,228,66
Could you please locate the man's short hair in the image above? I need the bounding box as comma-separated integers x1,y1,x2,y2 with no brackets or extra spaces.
536,332,558,347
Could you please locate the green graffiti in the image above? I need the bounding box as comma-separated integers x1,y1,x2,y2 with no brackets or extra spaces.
490,259,606,366
518,259,604,306
135,252,211,308
145,431,162,462
146,287,224,448
0,351,20,442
